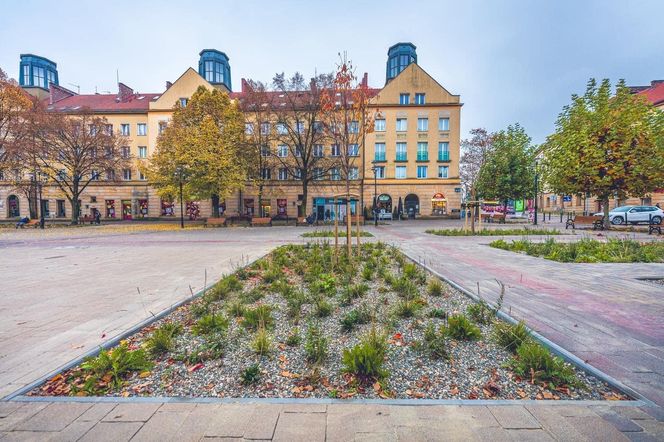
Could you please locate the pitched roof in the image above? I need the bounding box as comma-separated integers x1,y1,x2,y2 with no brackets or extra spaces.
46,92,161,113
637,81,664,106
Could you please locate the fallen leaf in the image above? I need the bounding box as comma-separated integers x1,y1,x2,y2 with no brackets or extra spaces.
373,382,381,392
405,389,413,396
187,362,204,372
450,387,459,395
139,371,151,378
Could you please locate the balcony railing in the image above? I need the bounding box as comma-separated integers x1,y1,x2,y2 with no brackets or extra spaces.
396,152,407,161
374,152,386,161
438,151,450,161
417,152,429,161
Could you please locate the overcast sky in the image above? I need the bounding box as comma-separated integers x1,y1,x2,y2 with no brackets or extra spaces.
1,0,662,144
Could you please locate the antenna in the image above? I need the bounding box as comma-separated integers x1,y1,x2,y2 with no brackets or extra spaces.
116,69,119,85
67,83,80,94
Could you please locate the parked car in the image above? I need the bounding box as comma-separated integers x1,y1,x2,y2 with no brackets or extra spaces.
594,205,663,225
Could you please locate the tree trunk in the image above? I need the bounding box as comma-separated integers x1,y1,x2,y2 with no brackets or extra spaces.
602,196,611,229
470,188,476,233
211,194,220,218
345,181,351,257
70,180,80,225
301,181,308,219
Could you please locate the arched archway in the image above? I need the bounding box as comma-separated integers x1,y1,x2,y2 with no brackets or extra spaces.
7,195,20,218
405,194,419,216
376,194,392,213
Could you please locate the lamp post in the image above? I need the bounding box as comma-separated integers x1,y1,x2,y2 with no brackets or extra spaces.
371,161,378,227
175,166,185,229
533,159,539,226
36,171,47,229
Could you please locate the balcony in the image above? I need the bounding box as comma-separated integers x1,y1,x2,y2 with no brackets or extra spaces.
395,152,407,162
438,151,450,162
416,152,429,162
374,152,386,162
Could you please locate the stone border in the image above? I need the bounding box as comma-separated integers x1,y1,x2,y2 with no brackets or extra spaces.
401,250,655,407
2,244,652,407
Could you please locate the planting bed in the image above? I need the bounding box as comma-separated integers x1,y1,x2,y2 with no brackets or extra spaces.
32,242,626,401
426,228,565,237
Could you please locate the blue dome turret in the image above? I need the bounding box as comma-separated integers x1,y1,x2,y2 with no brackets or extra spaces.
19,54,58,90
386,43,417,84
198,49,232,91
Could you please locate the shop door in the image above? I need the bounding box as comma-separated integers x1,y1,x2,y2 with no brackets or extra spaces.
121,200,132,220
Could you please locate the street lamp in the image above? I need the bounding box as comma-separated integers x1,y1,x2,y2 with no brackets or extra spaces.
36,170,48,229
533,159,539,226
175,166,185,229
371,161,378,226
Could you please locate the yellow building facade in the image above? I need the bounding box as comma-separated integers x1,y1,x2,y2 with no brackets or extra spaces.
1,44,463,221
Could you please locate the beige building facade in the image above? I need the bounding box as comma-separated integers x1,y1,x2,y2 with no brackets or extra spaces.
1,44,463,221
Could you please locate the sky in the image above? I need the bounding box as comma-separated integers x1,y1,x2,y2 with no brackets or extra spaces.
1,0,662,144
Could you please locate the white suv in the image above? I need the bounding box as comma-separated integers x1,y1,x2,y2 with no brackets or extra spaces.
595,205,663,225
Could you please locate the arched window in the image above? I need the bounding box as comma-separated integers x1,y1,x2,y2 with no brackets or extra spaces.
8,195,20,217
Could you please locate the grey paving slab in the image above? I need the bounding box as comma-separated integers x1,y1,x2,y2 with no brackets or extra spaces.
131,406,193,442
203,404,251,438
243,404,281,440
273,412,326,442
168,403,221,442
76,403,116,422
487,405,540,429
0,403,47,432
13,402,90,432
505,428,556,441
79,421,143,442
567,415,630,441
526,405,590,441
101,402,160,422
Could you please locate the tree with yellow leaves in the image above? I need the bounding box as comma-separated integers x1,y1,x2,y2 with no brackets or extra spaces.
145,86,247,218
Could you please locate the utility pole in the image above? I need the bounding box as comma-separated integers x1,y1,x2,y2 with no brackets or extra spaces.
533,160,539,226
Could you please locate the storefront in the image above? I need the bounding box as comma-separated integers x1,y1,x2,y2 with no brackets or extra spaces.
186,201,200,220
121,200,132,220
136,199,149,218
376,194,392,213
243,198,255,216
431,193,447,215
313,197,358,222
105,200,116,218
260,200,270,217
161,200,175,216
277,199,288,217
405,194,419,216
7,195,19,217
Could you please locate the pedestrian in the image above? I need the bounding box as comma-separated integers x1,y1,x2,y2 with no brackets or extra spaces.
94,210,101,225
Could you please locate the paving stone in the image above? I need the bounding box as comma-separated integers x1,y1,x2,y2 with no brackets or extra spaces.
568,416,630,441
131,406,193,442
49,419,98,442
243,404,280,440
612,406,656,421
505,428,556,441
79,421,143,442
283,403,327,413
0,403,23,419
637,420,664,439
0,403,48,432
525,405,589,441
354,431,397,442
273,412,326,442
156,402,197,413
471,426,512,442
553,405,600,418
640,406,664,422
624,432,660,442
13,402,90,432
101,403,160,422
76,403,116,422
326,405,394,439
169,403,221,442
0,430,54,441
487,406,540,429
203,404,252,438
596,409,644,433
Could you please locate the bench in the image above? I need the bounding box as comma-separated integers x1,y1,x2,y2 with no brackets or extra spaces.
16,219,39,229
204,217,226,227
566,215,604,230
649,217,662,235
481,213,506,224
250,217,272,227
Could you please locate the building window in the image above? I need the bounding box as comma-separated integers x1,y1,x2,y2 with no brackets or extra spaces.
347,167,359,180
105,124,113,135
158,121,168,134
139,171,146,181
375,119,385,132
348,144,359,157
374,166,385,179
396,142,407,161
330,168,341,181
260,122,270,135
294,147,302,157
121,146,130,159
348,121,359,133
293,168,302,180
204,60,225,83
276,123,287,135
395,166,407,179
399,93,410,105
417,142,428,161
438,117,450,131
138,146,147,158
137,123,147,136
179,98,188,107
120,124,130,136
106,169,116,181
331,144,340,157
261,168,271,179
91,170,100,181
313,167,324,180
374,143,386,161
313,144,324,157
245,123,254,134
123,169,132,180
396,118,407,132
277,145,288,157
22,65,29,85
313,121,323,133
89,125,98,136
438,166,449,178
417,118,428,132
438,142,450,161
260,145,270,157
417,166,428,178
296,122,305,134
415,93,426,105
33,66,46,88
278,168,288,180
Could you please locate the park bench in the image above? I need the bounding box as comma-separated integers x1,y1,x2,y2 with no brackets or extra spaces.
250,217,272,227
649,216,662,235
481,213,506,224
16,219,39,229
565,215,604,230
204,217,226,227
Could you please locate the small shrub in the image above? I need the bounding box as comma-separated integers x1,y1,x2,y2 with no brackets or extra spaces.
314,298,333,318
227,301,246,318
416,322,448,360
340,283,370,305
393,298,423,318
445,314,481,341
403,263,426,285
145,327,175,357
160,322,183,337
242,305,274,330
361,266,374,281
467,301,494,325
342,328,388,383
252,328,272,356
509,342,579,388
427,279,444,297
427,308,447,319
262,267,283,284
207,275,243,301
392,277,419,299
81,344,153,391
310,273,337,297
286,328,301,346
239,287,265,304
493,321,531,353
190,300,211,318
339,305,371,332
304,323,328,364
192,314,229,336
241,363,261,385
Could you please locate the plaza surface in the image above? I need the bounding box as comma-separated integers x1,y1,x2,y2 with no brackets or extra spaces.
0,220,663,440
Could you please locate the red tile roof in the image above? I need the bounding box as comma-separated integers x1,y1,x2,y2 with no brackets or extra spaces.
47,93,161,113
636,81,664,106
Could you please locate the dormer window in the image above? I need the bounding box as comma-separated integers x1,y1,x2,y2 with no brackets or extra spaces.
415,93,426,105
399,93,410,105
179,98,188,107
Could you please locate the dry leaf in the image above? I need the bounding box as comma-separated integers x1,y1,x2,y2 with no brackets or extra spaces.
373,382,381,392
139,371,151,378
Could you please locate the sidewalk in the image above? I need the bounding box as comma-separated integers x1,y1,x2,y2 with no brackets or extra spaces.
1,400,662,441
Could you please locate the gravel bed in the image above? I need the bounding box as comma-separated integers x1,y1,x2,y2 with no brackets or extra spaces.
31,243,627,401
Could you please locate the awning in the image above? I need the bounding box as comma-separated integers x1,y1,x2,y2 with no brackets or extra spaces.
432,197,447,202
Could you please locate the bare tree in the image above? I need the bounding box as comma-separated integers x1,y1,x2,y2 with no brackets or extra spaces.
31,109,129,224
270,72,335,217
460,128,494,232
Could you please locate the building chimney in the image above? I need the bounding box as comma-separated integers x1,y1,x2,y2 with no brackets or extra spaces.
165,81,173,90
651,80,664,87
361,72,368,88
241,78,251,93
117,82,134,102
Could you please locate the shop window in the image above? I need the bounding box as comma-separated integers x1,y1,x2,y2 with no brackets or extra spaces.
161,200,175,216
137,199,149,218
105,200,116,218
56,200,66,217
277,199,287,217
